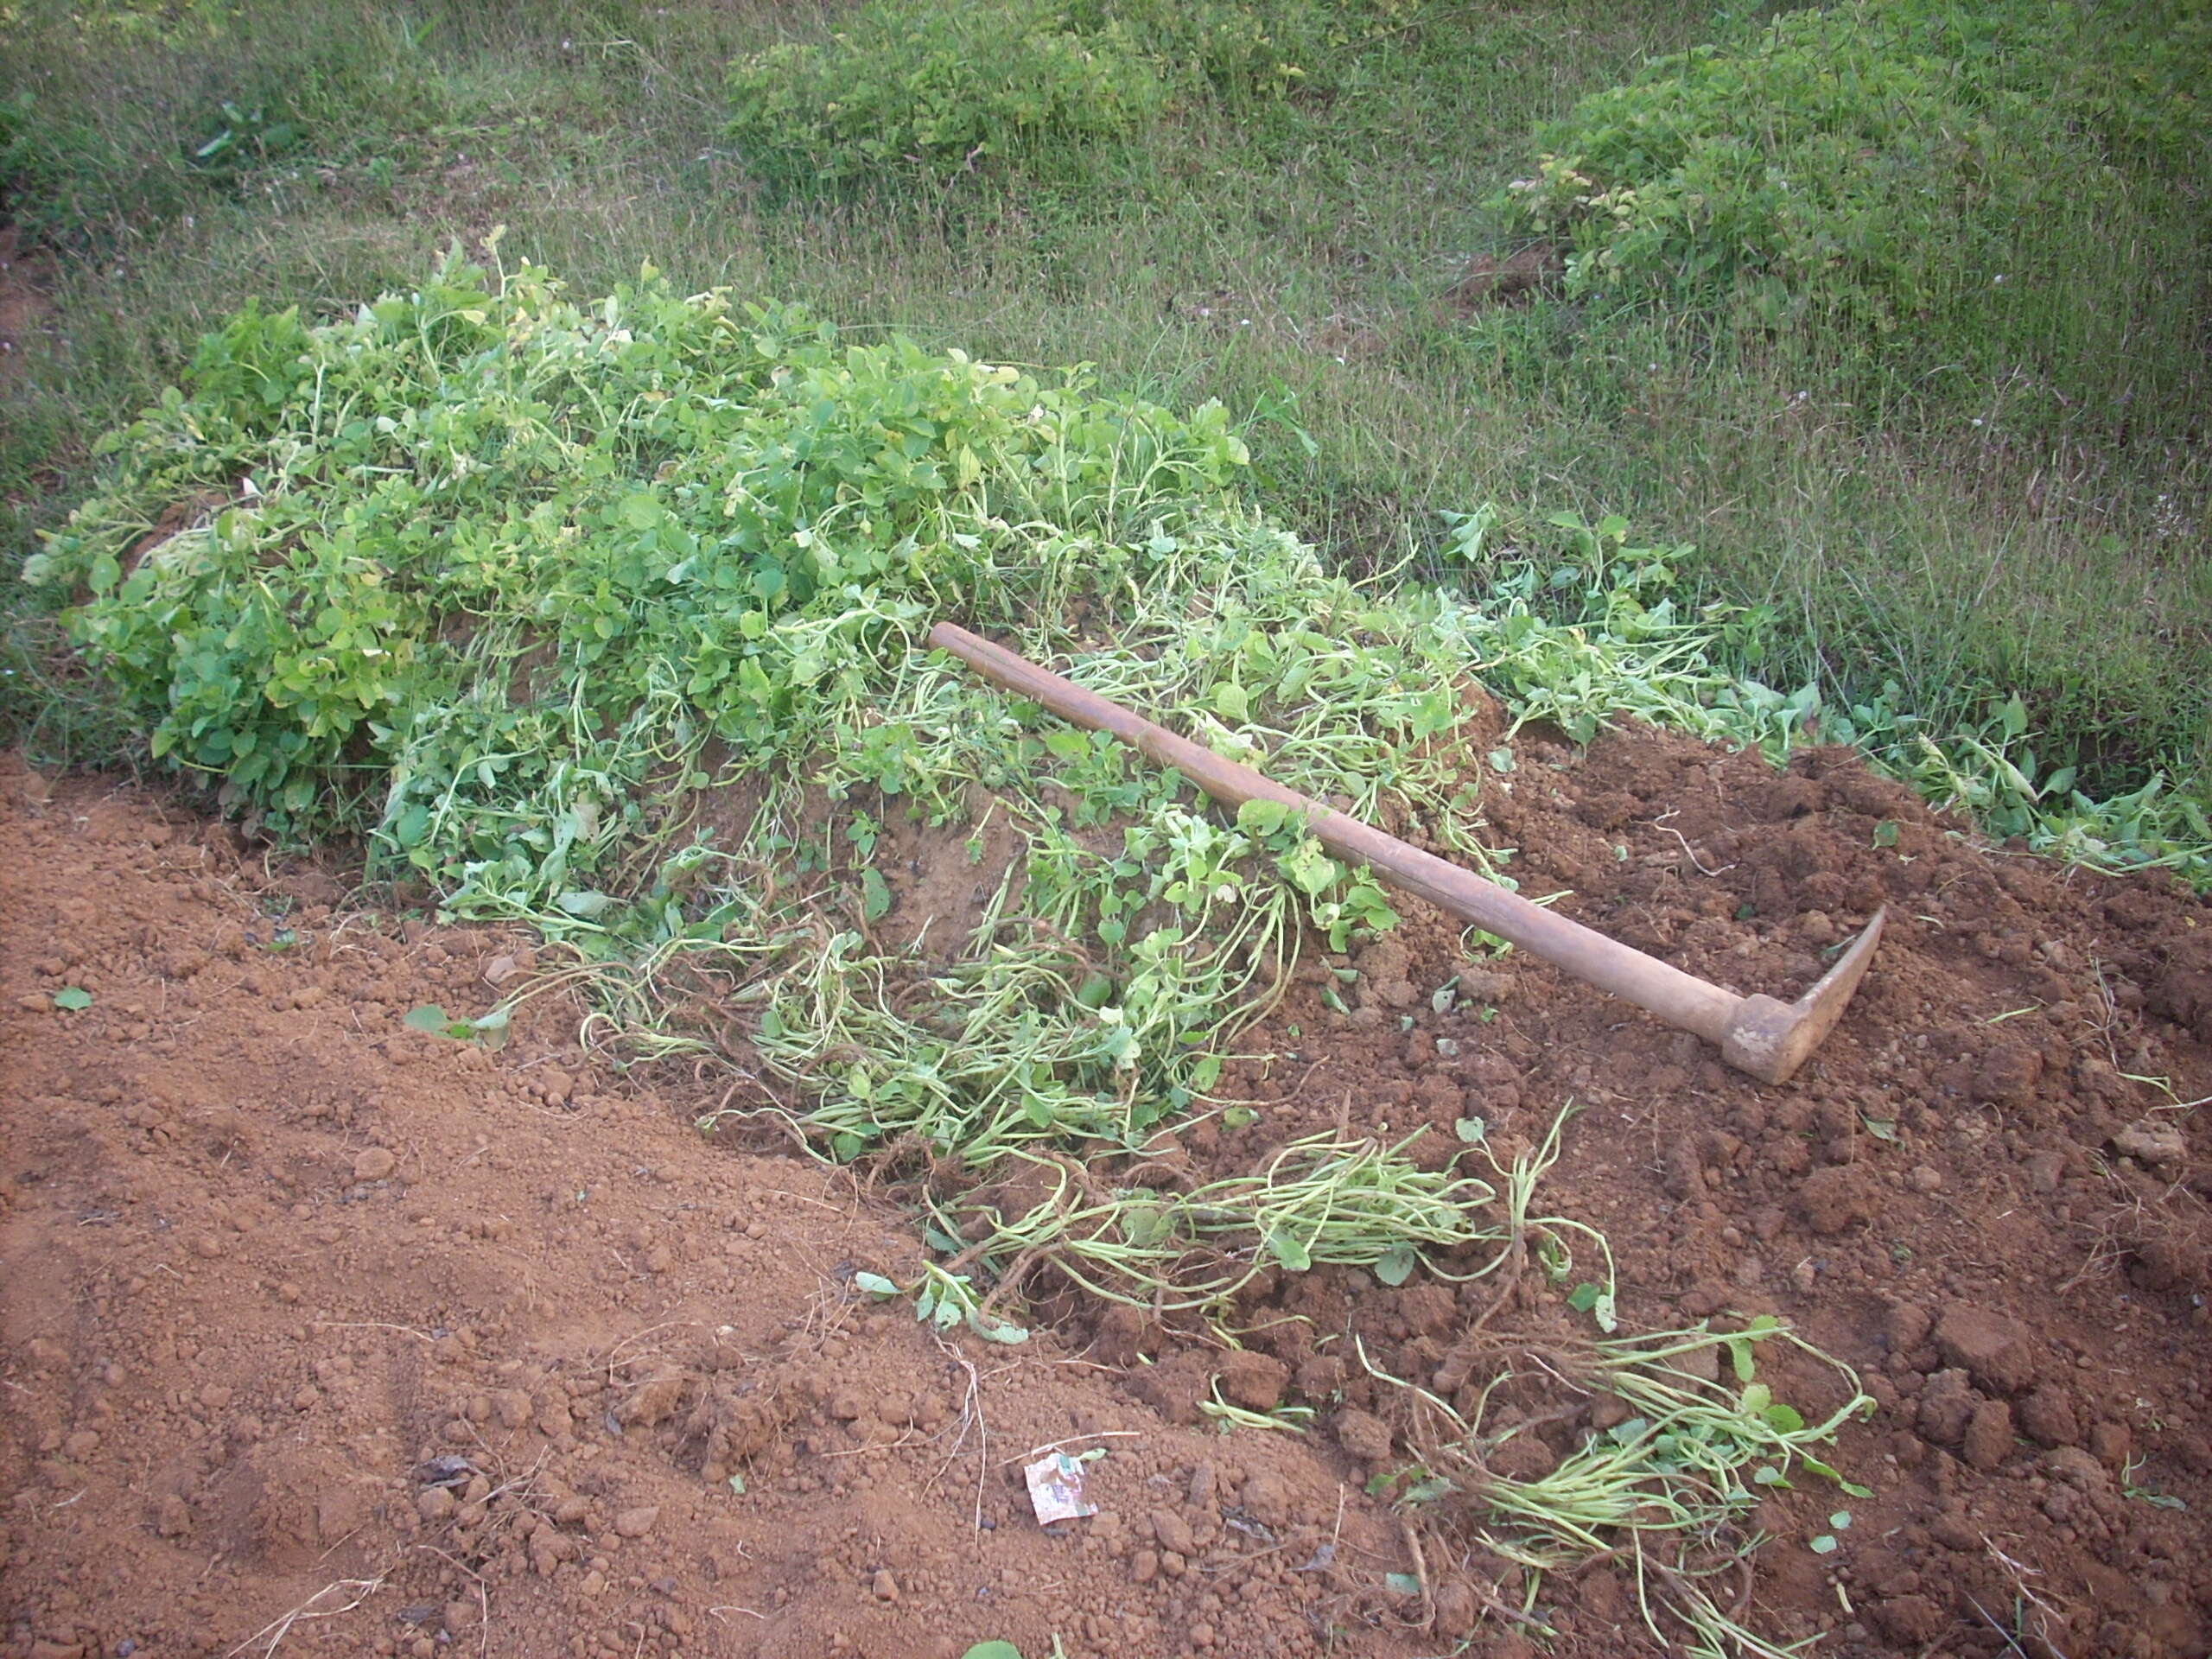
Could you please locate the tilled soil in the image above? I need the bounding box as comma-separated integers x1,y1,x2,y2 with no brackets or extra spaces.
3,726,2209,1659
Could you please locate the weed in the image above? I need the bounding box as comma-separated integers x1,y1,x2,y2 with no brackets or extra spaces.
1497,0,2209,431
725,0,1162,190
1365,1318,1873,1658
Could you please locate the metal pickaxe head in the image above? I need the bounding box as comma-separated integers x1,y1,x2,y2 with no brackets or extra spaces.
1718,908,1887,1084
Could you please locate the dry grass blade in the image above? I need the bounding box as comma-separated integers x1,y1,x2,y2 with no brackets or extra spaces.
225,1576,386,1658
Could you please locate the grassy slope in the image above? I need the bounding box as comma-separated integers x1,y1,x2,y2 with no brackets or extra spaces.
3,0,2206,811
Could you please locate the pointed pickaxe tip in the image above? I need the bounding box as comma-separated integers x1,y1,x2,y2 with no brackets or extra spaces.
1719,907,1889,1085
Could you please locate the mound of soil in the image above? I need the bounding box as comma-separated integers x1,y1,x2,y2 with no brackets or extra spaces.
3,720,2209,1659
0,755,1408,1659
1112,724,2212,1657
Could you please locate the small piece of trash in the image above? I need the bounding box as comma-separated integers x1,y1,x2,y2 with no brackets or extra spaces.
1024,1452,1098,1525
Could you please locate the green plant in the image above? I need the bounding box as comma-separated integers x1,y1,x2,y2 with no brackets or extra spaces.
725,0,1163,188
29,251,1249,893
920,1128,1506,1317
403,1001,511,1046
185,99,307,182
1493,0,2210,429
1366,1319,1872,1658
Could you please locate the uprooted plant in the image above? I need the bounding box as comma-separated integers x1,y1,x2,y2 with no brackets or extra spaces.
1359,1318,1874,1657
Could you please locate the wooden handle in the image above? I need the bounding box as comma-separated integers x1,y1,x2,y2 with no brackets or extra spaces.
928,621,1745,1045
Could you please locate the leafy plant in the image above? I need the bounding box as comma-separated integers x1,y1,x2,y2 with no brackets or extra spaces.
403,1002,510,1046
186,99,306,182
1493,0,2209,423
1365,1318,1873,1659
725,0,1163,188
723,0,1433,191
29,251,1250,912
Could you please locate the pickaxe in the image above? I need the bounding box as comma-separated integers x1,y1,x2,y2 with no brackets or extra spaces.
931,621,1884,1085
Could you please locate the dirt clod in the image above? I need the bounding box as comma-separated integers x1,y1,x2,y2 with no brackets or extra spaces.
1217,1350,1289,1413
1963,1398,2014,1471
1797,1166,1872,1234
1934,1304,2037,1394
2113,1116,2188,1171
1334,1408,1395,1465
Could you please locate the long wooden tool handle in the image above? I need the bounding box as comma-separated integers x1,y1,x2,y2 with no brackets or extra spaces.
929,621,1745,1045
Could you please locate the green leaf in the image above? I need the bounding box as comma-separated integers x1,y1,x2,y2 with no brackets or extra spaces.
1726,1338,1758,1382
471,1006,512,1050
861,866,892,923
1236,798,1294,836
1861,1116,1898,1142
1384,1573,1422,1596
727,1472,746,1495
968,1309,1029,1344
1267,1228,1313,1272
1374,1246,1417,1287
852,1271,899,1298
1453,1116,1487,1143
1801,1457,1872,1497
52,987,93,1012
1761,1402,1806,1433
1808,1534,1838,1554
1563,1281,1617,1332
961,1645,1024,1659
404,1004,452,1033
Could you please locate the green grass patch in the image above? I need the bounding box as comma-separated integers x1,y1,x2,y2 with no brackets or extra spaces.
1494,0,2210,436
724,0,1166,190
721,0,1435,192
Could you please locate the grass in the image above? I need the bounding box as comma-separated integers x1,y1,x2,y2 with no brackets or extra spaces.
3,0,2205,821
